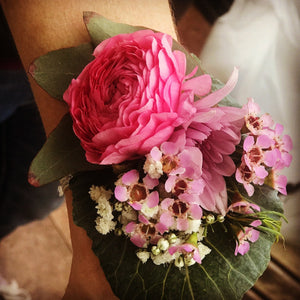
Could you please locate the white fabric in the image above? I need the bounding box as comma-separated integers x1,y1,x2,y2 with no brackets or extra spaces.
200,0,300,183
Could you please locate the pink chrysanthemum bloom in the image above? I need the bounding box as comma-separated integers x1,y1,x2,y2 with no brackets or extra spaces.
114,169,159,210
235,220,262,256
126,217,161,248
156,197,202,233
181,68,245,215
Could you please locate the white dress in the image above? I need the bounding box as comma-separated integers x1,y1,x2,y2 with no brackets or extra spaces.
200,0,300,185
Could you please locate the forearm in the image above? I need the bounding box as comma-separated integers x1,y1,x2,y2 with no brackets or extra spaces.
1,1,176,298
1,0,176,136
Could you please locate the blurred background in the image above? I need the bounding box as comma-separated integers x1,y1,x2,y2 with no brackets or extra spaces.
0,0,299,299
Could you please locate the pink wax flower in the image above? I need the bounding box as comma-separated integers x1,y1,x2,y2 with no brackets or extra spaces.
235,220,262,256
243,98,273,135
114,169,159,210
63,30,213,165
126,219,161,248
169,243,201,264
156,197,202,233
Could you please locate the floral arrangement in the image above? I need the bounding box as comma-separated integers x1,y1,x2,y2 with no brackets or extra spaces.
29,12,292,299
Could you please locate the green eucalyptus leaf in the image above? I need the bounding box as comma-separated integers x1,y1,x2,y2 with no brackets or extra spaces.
83,11,146,47
29,43,94,101
70,171,283,300
28,114,103,186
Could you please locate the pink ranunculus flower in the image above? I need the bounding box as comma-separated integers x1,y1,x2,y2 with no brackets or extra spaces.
63,30,212,164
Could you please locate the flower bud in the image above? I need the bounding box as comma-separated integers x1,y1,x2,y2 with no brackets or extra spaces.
115,202,123,212
175,256,184,268
168,233,177,244
217,215,225,223
151,246,160,256
206,214,215,224
157,238,169,251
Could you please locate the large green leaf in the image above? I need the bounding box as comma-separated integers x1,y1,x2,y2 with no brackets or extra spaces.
28,114,104,186
70,171,283,300
29,43,94,101
83,12,147,47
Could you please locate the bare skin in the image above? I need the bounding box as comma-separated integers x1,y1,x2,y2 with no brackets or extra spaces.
1,1,176,298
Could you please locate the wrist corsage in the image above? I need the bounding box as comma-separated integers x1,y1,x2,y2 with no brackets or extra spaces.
29,12,292,299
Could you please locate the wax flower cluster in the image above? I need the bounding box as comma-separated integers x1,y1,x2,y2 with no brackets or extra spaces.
88,95,291,267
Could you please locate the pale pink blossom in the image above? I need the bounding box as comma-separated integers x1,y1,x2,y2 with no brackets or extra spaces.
126,219,161,248
235,220,262,256
114,169,159,210
156,197,202,233
169,243,201,263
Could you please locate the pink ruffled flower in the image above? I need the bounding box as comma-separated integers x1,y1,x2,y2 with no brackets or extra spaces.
114,169,159,210
64,30,212,164
235,220,262,256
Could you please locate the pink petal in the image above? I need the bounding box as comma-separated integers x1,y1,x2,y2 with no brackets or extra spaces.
161,141,178,155
160,212,174,227
243,136,254,152
257,135,273,148
131,235,146,248
182,74,212,96
165,175,176,193
254,165,268,179
131,202,143,211
192,249,201,264
195,67,238,109
156,222,168,234
150,146,162,161
161,198,174,210
147,191,159,208
122,169,139,185
177,218,189,231
138,214,149,224
143,174,159,189
115,186,128,202
168,245,179,256
235,241,250,256
189,204,202,219
125,222,136,233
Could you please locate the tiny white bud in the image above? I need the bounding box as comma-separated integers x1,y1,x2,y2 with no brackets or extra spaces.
206,214,215,224
168,233,177,244
217,215,225,223
151,246,161,256
174,256,184,268
157,238,169,251
184,256,196,266
115,202,123,212
114,228,123,236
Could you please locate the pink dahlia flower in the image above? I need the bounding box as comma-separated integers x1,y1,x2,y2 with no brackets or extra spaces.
64,30,212,164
